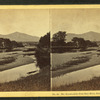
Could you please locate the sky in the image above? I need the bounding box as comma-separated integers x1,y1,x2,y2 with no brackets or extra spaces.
51,9,100,35
1,9,100,37
0,9,49,37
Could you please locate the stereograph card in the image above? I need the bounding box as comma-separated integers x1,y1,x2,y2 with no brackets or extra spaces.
0,5,100,97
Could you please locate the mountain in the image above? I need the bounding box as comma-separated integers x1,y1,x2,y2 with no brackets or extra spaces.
67,31,100,42
0,32,39,42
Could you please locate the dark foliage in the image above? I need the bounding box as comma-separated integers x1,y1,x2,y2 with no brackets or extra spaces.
0,38,13,50
72,37,87,50
35,47,50,69
39,32,50,48
0,38,23,52
17,42,24,47
72,37,98,50
35,32,50,69
52,31,67,46
51,31,67,53
85,40,98,47
51,32,98,53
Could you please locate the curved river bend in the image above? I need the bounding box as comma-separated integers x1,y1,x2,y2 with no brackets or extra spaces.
0,61,39,83
52,65,100,88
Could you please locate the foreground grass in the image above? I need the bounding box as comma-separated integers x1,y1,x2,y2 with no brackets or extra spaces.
0,66,50,91
53,77,100,91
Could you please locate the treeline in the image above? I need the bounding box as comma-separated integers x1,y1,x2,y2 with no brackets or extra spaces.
67,37,98,49
0,38,23,50
35,31,98,57
51,31,98,53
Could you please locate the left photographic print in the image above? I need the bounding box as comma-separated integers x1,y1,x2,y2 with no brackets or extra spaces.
0,9,50,91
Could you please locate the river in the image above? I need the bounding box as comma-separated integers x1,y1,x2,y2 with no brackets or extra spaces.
0,57,40,83
52,64,100,88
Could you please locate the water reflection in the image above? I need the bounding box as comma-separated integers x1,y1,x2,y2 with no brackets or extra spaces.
52,65,100,88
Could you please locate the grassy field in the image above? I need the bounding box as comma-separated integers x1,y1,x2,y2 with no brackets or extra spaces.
53,76,100,91
52,50,100,77
0,47,35,71
0,66,50,91
52,49,100,90
0,57,16,65
0,46,50,91
52,55,90,71
52,51,92,71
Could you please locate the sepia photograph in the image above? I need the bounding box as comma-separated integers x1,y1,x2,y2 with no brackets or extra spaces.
0,9,50,91
51,8,100,91
1,5,100,97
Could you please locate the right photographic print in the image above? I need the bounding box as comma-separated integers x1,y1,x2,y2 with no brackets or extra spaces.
51,8,100,91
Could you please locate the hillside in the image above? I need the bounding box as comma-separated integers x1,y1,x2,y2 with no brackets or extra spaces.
0,32,39,42
67,31,100,42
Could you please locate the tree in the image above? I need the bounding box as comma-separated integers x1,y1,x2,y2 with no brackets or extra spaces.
35,32,50,69
72,37,87,50
11,41,18,48
0,38,24,51
0,38,3,48
39,32,50,48
2,38,12,49
52,31,67,46
66,41,76,47
85,40,98,47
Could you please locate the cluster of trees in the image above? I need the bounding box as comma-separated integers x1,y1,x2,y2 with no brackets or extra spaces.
51,31,98,52
35,30,98,67
35,32,50,69
66,37,98,50
0,38,23,50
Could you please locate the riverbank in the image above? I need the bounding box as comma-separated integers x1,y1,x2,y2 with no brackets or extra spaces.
52,50,100,91
0,46,50,91
53,76,100,91
0,51,35,71
52,50,100,77
0,66,50,91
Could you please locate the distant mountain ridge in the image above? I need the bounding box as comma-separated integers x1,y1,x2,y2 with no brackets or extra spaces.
1,31,100,42
0,32,39,42
67,31,100,42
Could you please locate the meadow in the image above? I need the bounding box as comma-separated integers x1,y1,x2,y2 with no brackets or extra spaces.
52,47,100,90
